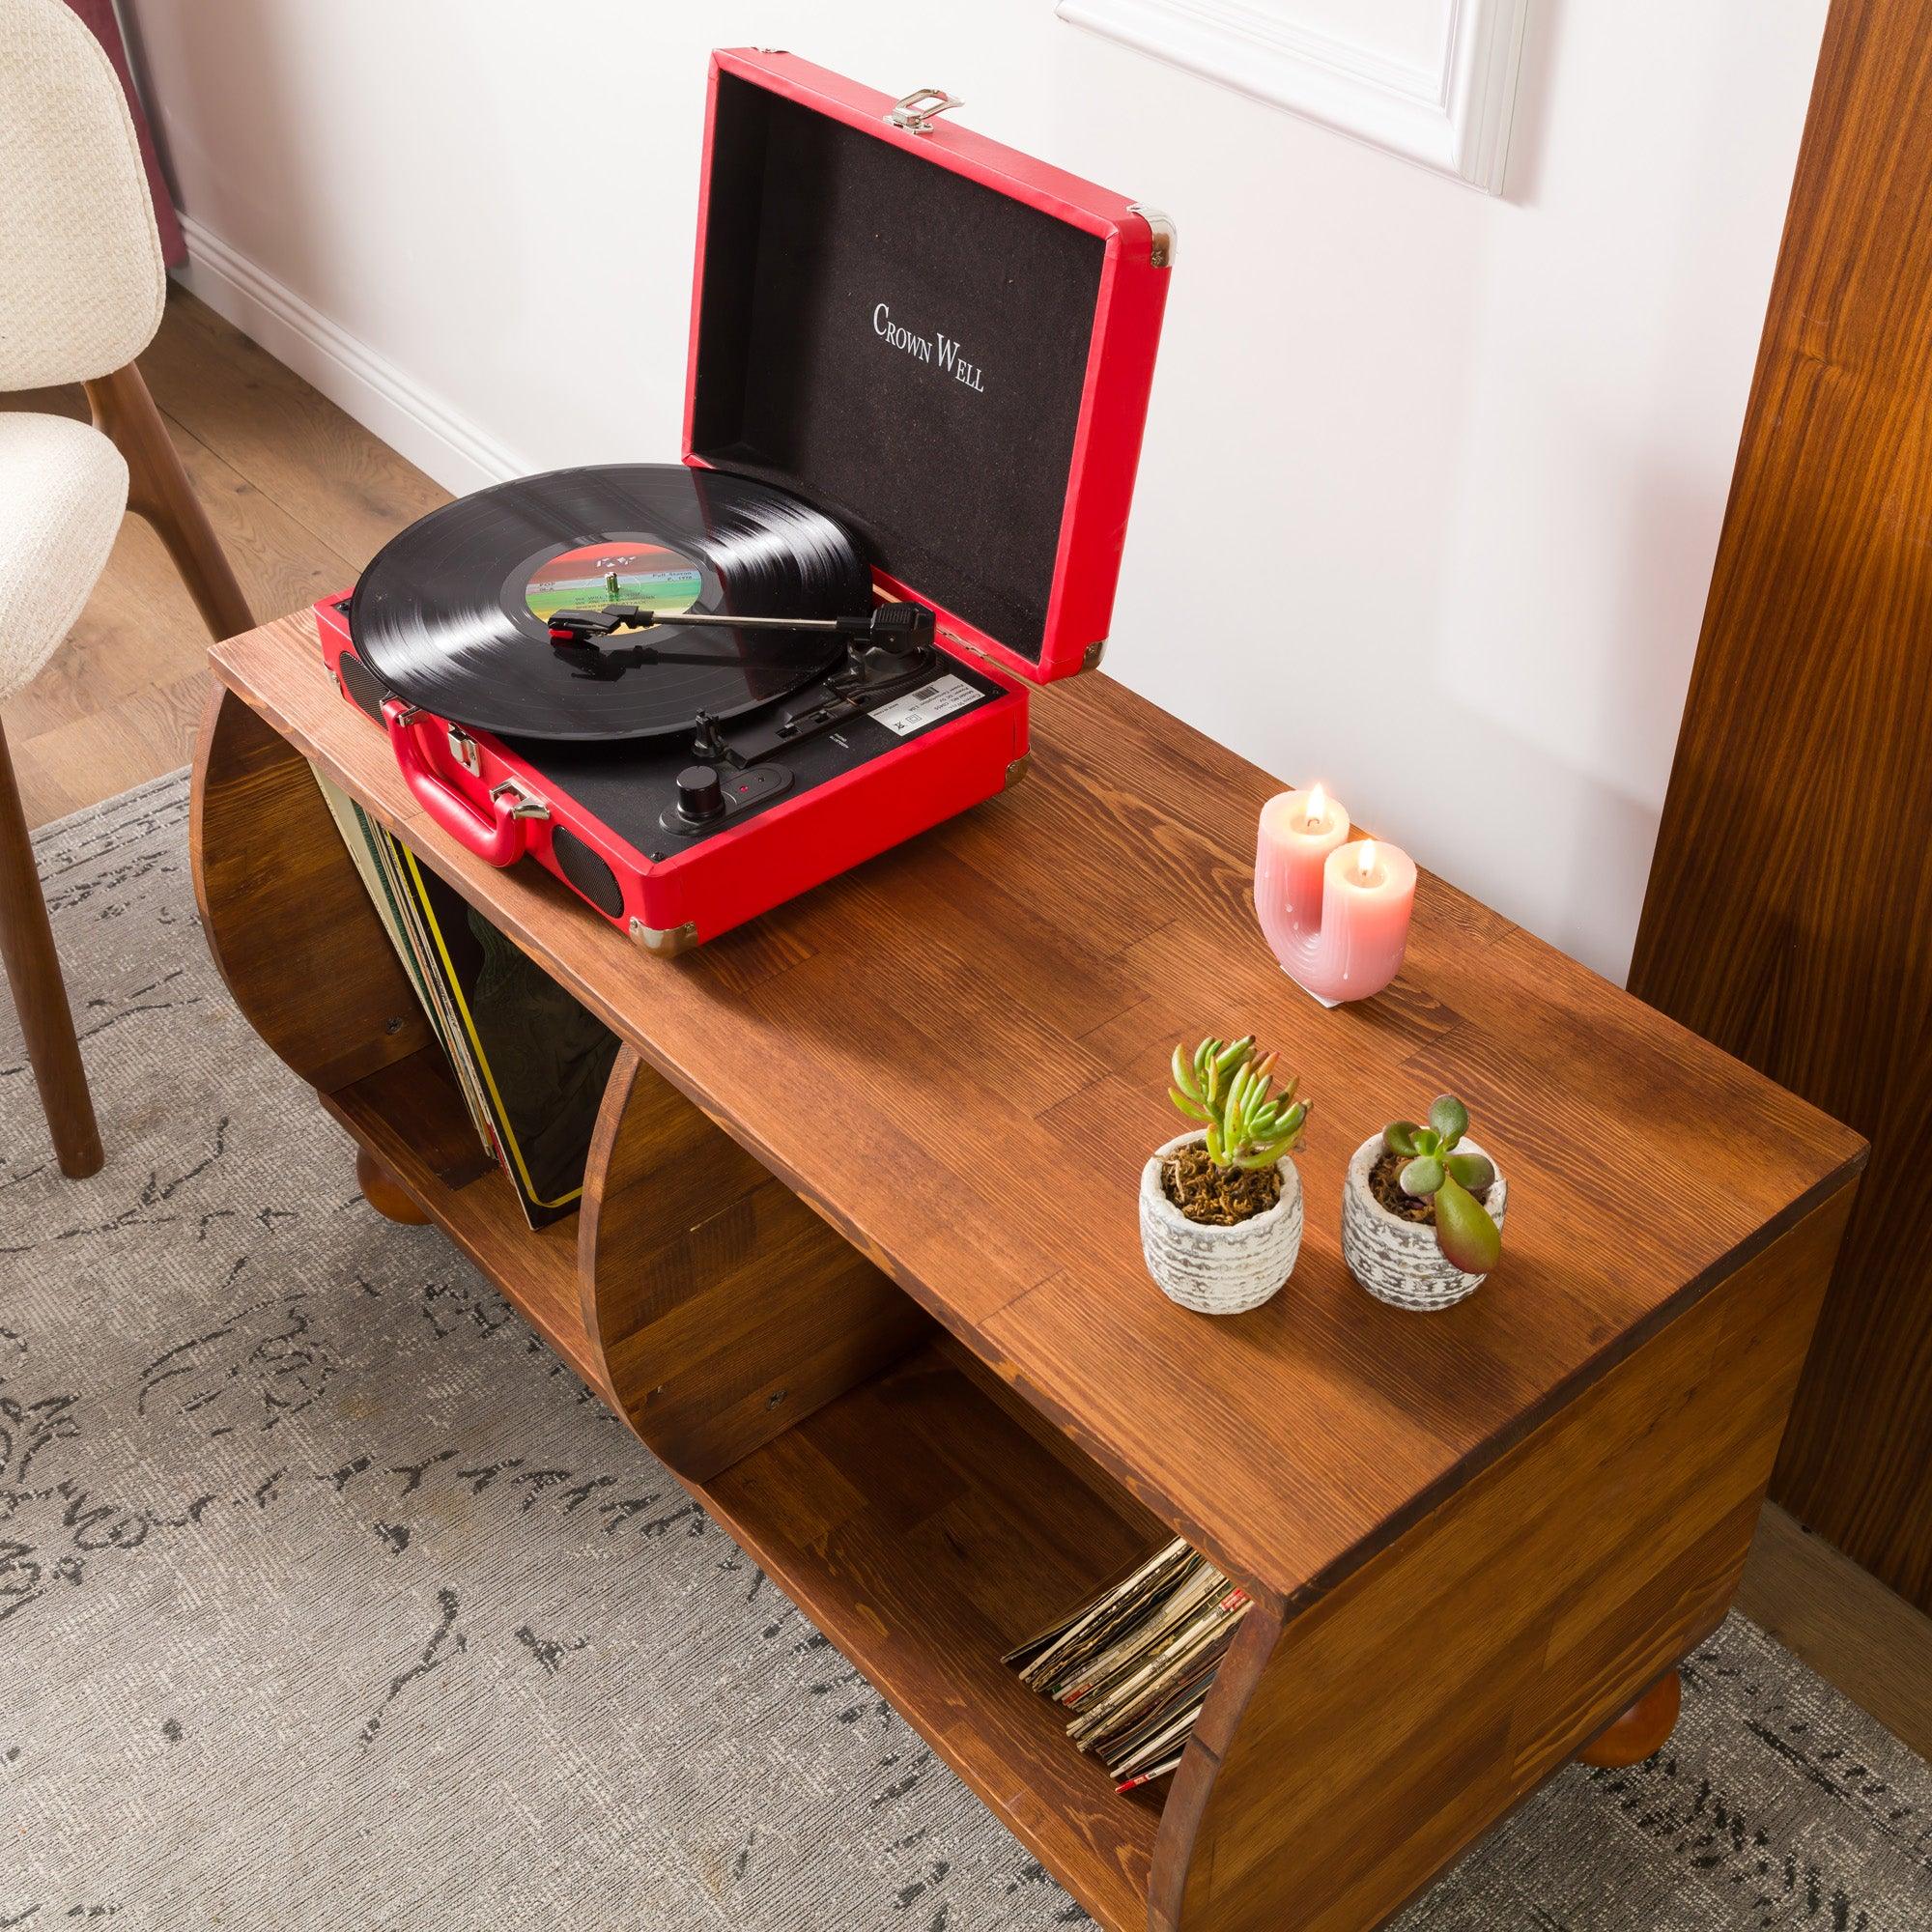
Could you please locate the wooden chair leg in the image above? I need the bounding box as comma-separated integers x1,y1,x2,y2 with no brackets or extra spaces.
0,719,102,1178
84,361,254,642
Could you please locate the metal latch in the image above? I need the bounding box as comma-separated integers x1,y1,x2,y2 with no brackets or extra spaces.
447,724,480,775
888,87,963,134
489,780,550,821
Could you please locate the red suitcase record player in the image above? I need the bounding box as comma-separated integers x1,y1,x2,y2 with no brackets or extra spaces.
316,49,1172,953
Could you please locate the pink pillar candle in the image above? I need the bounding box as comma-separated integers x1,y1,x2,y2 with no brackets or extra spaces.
1255,788,1417,1006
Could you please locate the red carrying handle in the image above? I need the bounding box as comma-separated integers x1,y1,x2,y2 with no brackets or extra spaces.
382,698,532,867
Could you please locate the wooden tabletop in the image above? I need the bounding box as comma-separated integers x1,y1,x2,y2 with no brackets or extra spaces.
211,614,1866,1611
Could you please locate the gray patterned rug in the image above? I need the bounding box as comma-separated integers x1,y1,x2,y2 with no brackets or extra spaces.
3,770,1929,1932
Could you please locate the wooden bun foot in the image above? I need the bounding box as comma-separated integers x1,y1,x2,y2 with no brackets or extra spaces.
355,1144,429,1224
1577,1668,1682,1768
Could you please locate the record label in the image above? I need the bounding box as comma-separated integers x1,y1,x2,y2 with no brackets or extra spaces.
522,542,704,624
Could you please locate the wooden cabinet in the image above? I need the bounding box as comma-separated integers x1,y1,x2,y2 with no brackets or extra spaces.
194,615,1862,1929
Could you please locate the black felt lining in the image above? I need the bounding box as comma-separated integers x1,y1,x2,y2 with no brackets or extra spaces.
691,73,1105,666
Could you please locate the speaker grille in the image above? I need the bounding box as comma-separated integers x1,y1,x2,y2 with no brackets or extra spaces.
551,826,624,918
336,648,389,724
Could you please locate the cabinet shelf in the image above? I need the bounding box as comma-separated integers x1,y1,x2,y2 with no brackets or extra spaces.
702,1343,1170,1931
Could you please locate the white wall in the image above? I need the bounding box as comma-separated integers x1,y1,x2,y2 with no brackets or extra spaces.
122,0,1827,980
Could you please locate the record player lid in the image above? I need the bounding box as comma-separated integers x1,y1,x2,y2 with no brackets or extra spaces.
684,50,1172,688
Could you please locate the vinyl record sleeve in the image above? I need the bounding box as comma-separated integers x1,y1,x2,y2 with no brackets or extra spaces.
393,845,621,1228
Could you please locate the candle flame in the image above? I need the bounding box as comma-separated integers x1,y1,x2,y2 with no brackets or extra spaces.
1357,840,1376,880
1304,782,1327,829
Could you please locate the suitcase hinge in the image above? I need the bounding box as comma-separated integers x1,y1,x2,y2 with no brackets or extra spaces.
489,780,549,821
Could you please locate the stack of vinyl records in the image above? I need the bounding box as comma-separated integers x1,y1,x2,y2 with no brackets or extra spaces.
1003,1538,1251,1793
312,767,618,1229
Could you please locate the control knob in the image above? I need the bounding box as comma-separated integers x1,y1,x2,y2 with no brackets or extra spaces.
675,765,725,823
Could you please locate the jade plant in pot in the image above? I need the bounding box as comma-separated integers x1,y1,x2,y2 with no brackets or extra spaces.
1140,1036,1310,1315
1342,1095,1507,1311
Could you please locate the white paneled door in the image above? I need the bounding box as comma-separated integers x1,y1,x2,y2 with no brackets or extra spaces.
1056,0,1530,192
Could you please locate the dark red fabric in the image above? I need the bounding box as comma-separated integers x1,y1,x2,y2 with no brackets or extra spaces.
64,0,187,268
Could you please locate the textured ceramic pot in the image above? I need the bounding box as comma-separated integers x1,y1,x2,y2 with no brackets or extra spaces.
1140,1131,1304,1315
1341,1133,1507,1312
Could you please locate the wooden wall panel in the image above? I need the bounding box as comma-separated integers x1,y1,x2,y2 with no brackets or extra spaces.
1629,0,1932,1606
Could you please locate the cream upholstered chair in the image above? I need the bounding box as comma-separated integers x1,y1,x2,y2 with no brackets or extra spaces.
1,0,251,1177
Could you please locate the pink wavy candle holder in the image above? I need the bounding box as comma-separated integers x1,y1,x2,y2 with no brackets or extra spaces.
1254,788,1418,1007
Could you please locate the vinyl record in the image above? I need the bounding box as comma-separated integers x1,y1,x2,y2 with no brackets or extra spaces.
350,464,871,741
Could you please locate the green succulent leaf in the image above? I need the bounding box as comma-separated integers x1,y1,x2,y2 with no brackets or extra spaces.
1384,1121,1420,1158
1169,1087,1211,1122
1428,1095,1469,1149
1172,1044,1202,1100
1233,1145,1286,1171
1414,1128,1441,1156
1213,1036,1254,1075
1445,1151,1494,1192
1400,1153,1445,1197
1173,1033,1308,1169
1433,1172,1501,1273
1227,1064,1253,1119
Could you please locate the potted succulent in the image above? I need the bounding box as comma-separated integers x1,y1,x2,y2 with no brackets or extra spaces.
1140,1035,1310,1315
1342,1095,1507,1311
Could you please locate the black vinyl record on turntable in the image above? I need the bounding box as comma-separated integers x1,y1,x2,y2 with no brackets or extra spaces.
350,463,881,742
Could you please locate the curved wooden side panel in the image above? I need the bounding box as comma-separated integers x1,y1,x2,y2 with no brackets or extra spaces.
190,683,432,1094
1151,1192,1850,1931
1148,1596,1286,1932
580,1044,931,1482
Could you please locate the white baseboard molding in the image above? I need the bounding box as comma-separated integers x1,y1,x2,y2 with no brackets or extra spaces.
175,216,529,496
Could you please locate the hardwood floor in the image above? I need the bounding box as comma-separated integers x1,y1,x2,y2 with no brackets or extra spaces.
5,287,1929,1762
1739,1503,1932,1757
